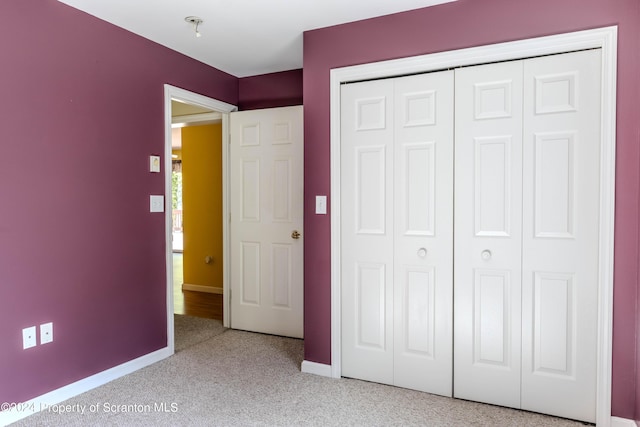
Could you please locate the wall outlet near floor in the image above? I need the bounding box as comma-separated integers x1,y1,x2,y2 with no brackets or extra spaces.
22,326,36,349
40,322,53,344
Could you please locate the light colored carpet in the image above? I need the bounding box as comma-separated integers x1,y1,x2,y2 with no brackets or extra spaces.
11,316,588,426
173,314,226,352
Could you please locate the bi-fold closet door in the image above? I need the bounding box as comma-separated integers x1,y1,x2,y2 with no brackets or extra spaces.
340,49,600,423
454,50,600,422
340,71,455,397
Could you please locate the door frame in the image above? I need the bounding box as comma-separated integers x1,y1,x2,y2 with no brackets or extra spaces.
329,26,617,426
163,85,237,352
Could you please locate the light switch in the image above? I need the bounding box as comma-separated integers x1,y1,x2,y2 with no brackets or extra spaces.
150,195,164,212
149,155,161,173
315,195,327,215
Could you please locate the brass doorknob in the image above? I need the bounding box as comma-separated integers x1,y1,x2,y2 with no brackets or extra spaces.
291,230,301,239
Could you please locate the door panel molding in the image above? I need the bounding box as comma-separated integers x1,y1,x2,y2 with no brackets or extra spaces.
328,26,617,427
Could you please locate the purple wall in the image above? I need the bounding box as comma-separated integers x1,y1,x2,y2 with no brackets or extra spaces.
0,0,237,403
238,69,303,110
303,0,640,419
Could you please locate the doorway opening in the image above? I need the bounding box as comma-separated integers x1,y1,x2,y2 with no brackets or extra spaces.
172,107,222,319
163,85,237,353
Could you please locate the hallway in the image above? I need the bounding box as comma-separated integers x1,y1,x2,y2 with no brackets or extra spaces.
173,252,223,320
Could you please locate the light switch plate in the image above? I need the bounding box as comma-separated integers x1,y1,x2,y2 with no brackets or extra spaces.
315,195,327,215
149,155,161,173
150,195,164,212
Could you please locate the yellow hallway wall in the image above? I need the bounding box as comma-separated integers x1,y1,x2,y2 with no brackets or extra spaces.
181,123,223,290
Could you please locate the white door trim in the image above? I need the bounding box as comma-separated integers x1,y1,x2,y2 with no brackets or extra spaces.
329,26,617,426
163,85,237,350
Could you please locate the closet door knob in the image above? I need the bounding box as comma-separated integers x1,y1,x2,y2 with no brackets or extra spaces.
481,250,492,260
417,248,427,258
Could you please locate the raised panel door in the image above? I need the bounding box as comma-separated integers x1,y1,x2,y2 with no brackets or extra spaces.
341,79,395,385
393,71,454,396
453,60,524,408
521,49,601,423
230,106,304,338
341,71,454,396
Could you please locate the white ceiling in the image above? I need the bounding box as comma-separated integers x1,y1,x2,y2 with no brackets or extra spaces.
57,0,456,78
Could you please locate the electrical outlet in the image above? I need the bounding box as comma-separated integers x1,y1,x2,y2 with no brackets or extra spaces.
40,322,53,344
22,326,36,349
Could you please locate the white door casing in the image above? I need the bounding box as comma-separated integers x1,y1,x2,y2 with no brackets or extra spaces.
328,27,617,427
164,84,237,350
340,71,454,396
230,106,304,338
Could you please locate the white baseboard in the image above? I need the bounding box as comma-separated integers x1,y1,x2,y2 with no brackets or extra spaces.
301,360,333,377
182,283,223,294
611,416,636,427
0,347,172,426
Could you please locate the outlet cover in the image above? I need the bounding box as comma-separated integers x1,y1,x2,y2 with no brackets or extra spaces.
22,326,36,349
40,322,53,344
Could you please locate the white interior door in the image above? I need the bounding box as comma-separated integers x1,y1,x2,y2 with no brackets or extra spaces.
341,78,394,385
392,72,454,396
453,60,524,408
520,49,601,422
454,50,600,423
230,106,303,338
341,71,454,396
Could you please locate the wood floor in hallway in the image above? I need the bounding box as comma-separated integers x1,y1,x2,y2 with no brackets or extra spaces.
173,252,223,320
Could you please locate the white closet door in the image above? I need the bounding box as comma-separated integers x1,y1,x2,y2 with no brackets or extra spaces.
341,50,600,422
341,78,395,385
453,60,524,408
392,72,454,396
520,49,600,423
341,71,454,395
